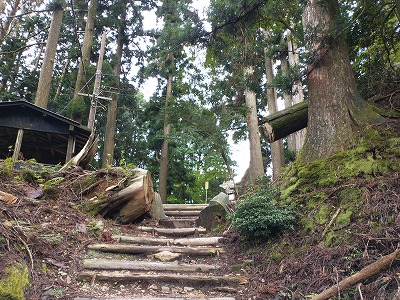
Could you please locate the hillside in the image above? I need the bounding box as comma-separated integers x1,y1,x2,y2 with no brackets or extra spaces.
0,97,399,299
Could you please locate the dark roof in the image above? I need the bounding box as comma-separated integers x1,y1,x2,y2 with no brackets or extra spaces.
0,100,91,165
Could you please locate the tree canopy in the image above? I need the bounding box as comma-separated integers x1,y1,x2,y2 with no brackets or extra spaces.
0,0,399,202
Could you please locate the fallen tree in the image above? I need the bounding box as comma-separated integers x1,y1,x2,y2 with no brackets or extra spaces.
82,167,155,224
260,100,308,142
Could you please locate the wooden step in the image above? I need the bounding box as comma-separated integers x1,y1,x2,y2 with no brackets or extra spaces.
164,210,202,217
78,270,247,286
83,259,218,272
159,218,196,228
112,235,222,246
75,297,236,300
162,204,208,211
138,226,207,237
88,243,225,256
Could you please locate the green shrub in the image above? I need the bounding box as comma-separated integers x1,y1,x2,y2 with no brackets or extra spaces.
228,186,295,241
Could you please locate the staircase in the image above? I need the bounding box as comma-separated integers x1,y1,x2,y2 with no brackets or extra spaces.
74,204,245,300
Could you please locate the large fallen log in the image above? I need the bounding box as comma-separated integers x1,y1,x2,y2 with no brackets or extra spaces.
83,168,155,224
311,249,400,300
260,100,308,142
87,243,225,256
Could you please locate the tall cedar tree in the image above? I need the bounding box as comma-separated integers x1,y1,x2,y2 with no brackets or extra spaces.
301,0,384,162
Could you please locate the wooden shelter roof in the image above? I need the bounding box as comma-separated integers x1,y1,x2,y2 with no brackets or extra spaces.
0,100,91,165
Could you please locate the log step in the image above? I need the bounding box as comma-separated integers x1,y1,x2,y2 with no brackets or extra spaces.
78,270,247,286
83,259,218,272
164,210,202,217
162,204,208,211
138,226,207,237
112,235,222,246
159,218,196,228
88,243,225,256
75,297,236,300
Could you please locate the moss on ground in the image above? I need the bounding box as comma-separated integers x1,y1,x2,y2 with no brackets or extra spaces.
0,263,29,300
279,126,399,247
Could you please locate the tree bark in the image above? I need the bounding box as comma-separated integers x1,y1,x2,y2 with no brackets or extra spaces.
245,67,264,183
287,30,306,152
260,101,308,143
34,6,64,109
89,168,154,224
301,0,384,162
280,47,296,152
72,0,98,123
311,250,400,300
264,44,284,179
159,64,174,203
102,0,125,167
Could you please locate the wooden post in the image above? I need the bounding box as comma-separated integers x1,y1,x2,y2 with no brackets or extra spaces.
66,125,75,162
12,128,24,162
88,33,106,131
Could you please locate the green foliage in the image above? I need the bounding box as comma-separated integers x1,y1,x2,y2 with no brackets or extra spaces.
228,185,295,241
0,263,29,300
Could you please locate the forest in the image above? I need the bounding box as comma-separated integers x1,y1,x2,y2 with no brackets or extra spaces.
0,0,399,202
1,0,400,299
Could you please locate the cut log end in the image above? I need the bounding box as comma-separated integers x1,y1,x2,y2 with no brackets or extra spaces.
260,123,275,143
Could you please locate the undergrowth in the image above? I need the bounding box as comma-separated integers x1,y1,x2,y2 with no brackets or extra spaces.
228,179,296,241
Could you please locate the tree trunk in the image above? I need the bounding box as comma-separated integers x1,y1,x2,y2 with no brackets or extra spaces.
102,0,125,168
0,0,21,45
287,30,306,152
159,66,174,203
260,101,308,143
245,67,264,184
264,45,284,179
34,6,64,109
83,168,155,224
280,48,296,152
301,0,383,162
71,0,98,123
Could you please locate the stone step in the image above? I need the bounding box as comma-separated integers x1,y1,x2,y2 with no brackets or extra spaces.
78,270,247,286
112,235,222,246
138,226,207,237
87,243,225,256
162,204,208,211
159,218,196,228
83,259,219,272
